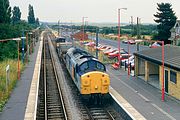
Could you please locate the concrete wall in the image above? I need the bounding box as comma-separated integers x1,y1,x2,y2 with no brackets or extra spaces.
159,66,180,100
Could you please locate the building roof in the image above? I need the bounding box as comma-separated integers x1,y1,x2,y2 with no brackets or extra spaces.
134,46,180,71
170,20,180,32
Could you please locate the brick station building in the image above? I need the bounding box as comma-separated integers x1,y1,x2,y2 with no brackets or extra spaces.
72,31,88,41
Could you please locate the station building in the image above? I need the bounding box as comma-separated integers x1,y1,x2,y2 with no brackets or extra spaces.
72,31,88,41
134,46,180,100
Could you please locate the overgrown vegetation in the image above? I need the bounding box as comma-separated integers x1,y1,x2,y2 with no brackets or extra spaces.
0,0,40,111
0,60,24,111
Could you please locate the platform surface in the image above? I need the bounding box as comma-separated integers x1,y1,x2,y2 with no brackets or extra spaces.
107,64,180,120
0,41,40,120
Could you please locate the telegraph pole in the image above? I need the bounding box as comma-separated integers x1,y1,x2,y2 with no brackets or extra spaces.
96,28,99,59
137,17,141,39
58,20,60,36
131,16,134,37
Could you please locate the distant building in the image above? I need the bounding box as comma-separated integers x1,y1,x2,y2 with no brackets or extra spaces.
72,31,88,41
134,46,180,100
169,20,180,46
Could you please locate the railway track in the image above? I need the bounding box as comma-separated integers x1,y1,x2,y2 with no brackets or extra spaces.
36,35,68,120
59,57,122,120
85,105,115,120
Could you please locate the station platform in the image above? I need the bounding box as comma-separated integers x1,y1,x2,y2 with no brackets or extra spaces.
107,64,180,120
0,41,41,120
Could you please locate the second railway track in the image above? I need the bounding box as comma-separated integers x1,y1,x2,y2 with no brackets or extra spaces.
36,34,68,120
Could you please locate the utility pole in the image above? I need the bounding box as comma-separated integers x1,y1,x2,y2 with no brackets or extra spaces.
58,20,60,36
22,30,25,63
137,17,141,39
131,16,134,37
96,28,99,59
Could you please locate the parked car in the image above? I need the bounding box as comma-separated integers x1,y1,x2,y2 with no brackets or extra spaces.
128,40,136,44
121,55,134,63
108,50,128,59
149,42,161,48
103,48,118,55
122,40,136,44
99,46,111,51
85,42,95,47
95,44,103,50
122,40,128,44
135,39,144,43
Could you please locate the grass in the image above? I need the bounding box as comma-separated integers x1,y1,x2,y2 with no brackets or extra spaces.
0,59,24,111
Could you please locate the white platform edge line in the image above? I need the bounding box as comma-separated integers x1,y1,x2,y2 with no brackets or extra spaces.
109,86,146,120
24,32,43,120
33,40,43,120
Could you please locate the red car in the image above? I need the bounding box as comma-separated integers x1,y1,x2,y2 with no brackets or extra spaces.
128,40,136,44
99,46,110,51
85,42,95,47
108,50,128,59
104,48,118,55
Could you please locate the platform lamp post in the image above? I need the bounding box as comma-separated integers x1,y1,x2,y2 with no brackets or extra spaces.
21,36,26,64
161,41,165,102
118,8,127,68
21,30,25,64
128,38,130,76
13,38,21,80
29,32,33,54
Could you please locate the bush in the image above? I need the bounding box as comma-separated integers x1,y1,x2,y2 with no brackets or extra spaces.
0,21,34,61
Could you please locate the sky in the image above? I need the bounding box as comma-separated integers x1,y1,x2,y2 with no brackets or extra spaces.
9,0,180,24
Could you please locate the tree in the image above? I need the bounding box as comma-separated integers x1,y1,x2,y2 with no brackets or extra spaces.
0,0,11,23
12,6,21,24
28,4,35,24
154,3,177,44
35,18,40,26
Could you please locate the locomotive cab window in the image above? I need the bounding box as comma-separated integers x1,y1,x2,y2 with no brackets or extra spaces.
96,62,105,71
79,60,105,75
80,62,88,72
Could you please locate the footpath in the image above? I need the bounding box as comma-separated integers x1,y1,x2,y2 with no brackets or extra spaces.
0,41,40,120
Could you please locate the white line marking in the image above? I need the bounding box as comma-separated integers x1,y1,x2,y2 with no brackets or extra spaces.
151,103,176,120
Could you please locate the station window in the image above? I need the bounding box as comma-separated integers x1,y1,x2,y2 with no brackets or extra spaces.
170,70,177,84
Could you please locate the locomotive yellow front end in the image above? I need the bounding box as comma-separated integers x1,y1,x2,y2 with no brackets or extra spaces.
80,71,110,94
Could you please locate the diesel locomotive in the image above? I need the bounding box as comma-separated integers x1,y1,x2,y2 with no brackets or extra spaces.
65,47,110,96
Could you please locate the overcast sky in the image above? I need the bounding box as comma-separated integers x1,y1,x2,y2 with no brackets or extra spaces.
9,0,180,24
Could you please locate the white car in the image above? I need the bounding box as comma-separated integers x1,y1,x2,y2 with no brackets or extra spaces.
122,55,134,63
